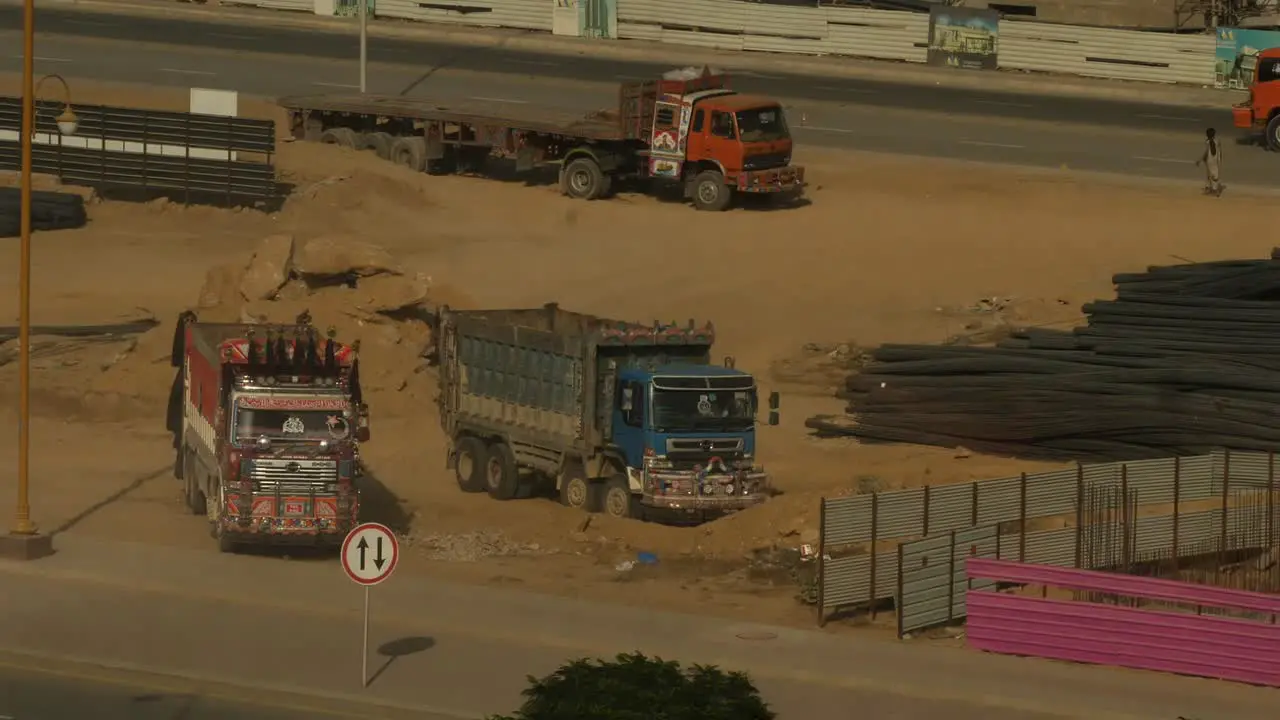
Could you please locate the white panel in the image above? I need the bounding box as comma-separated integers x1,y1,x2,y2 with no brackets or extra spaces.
377,0,552,31
618,0,744,30
824,6,929,63
997,20,1216,85
740,4,826,40
189,88,239,162
660,29,745,51
240,0,315,11
617,20,662,41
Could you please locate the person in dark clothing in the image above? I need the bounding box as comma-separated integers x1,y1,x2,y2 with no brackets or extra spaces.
1195,127,1223,196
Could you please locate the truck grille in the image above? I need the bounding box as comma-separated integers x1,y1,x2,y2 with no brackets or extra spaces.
743,152,790,171
666,438,744,453
246,458,338,493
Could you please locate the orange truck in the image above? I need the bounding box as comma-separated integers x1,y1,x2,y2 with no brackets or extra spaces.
279,66,805,211
1232,47,1280,149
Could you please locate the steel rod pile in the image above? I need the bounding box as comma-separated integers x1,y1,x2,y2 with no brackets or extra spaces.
807,250,1280,462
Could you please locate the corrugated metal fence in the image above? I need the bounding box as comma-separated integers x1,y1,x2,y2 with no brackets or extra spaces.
966,559,1280,688
819,449,1279,626
378,0,553,31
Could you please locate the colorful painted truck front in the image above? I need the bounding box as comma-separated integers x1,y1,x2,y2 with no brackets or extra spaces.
168,312,369,552
434,303,780,521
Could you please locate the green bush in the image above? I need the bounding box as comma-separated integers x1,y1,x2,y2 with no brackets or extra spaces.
488,652,775,720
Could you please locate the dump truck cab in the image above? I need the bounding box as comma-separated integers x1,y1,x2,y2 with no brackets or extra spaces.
628,66,805,210
1232,47,1280,150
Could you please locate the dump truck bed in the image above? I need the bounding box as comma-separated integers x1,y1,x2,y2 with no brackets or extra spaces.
278,94,628,141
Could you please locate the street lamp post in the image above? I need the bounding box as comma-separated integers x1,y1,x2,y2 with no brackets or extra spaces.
0,0,76,562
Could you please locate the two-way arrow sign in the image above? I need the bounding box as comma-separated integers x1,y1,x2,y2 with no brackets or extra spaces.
342,522,399,586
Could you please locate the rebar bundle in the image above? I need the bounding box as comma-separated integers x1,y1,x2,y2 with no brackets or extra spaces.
806,250,1280,462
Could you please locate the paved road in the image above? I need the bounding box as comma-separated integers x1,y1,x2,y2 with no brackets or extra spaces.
0,4,1274,185
0,664,345,720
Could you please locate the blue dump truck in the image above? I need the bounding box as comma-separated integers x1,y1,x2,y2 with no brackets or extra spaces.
435,303,779,521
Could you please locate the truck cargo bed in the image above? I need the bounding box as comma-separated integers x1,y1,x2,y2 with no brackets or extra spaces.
278,94,628,142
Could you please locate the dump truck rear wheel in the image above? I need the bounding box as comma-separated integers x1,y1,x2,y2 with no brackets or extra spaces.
691,170,732,212
561,158,606,200
183,449,205,516
1267,114,1280,152
454,436,487,493
359,132,395,160
319,127,358,148
485,442,520,501
559,468,600,512
390,136,426,171
601,475,635,520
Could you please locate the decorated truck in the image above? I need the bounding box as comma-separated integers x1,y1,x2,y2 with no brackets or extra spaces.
279,66,805,211
1232,46,1280,149
434,303,779,521
168,311,369,552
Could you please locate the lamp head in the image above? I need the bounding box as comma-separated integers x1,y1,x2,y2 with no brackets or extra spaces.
55,107,78,136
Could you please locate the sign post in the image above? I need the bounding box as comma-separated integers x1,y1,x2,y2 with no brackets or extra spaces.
341,521,399,688
358,0,368,92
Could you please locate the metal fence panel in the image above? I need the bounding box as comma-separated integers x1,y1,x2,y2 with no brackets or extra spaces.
824,6,928,62
878,487,924,537
1178,509,1218,549
1123,457,1177,505
821,495,871,546
235,0,313,10
1181,454,1216,501
821,554,869,608
997,20,1215,85
975,476,1021,526
378,0,553,31
1024,526,1075,567
898,526,997,635
741,4,827,55
1080,460,1119,488
1024,469,1077,518
1220,450,1275,490
1134,513,1174,554
927,483,974,533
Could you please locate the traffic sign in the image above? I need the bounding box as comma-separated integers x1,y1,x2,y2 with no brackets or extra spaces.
341,522,399,586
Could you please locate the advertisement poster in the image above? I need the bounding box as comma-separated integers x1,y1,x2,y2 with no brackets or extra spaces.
1215,27,1280,89
928,7,999,71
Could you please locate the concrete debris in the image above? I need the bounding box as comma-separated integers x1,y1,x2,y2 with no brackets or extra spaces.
239,233,296,301
408,530,544,563
294,235,403,279
352,272,431,313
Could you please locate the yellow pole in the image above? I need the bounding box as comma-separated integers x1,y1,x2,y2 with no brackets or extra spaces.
12,0,36,537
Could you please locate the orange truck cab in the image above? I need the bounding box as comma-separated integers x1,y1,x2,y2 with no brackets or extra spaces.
626,67,805,210
1233,47,1280,149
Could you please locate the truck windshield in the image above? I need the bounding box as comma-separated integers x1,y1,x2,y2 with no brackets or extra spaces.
234,407,351,443
735,107,788,143
651,388,756,432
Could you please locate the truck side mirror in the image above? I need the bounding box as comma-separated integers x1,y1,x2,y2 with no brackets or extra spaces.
356,427,371,443
724,355,735,369
768,391,780,410
768,410,780,426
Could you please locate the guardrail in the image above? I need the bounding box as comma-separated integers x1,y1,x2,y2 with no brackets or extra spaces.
966,558,1280,687
223,0,1226,87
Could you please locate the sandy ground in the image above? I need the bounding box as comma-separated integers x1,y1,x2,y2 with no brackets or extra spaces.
1,77,1274,631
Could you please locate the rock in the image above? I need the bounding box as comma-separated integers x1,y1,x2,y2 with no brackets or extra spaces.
196,262,247,309
354,273,430,313
239,233,295,301
294,235,402,279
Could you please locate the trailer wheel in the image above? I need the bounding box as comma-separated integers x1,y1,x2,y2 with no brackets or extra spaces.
390,137,427,171
1267,114,1280,152
601,475,636,520
454,436,487,493
358,132,395,160
691,170,732,212
319,127,358,148
485,442,520,501
561,157,607,200
559,466,601,512
183,449,205,516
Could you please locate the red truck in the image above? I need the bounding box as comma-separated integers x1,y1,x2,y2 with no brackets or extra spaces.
278,66,805,211
169,311,369,552
1232,46,1280,149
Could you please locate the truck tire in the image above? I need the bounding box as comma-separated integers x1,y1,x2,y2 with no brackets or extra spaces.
559,467,601,512
560,158,607,200
601,475,636,520
691,170,732,212
183,449,205,516
358,132,395,160
454,436,487,493
390,136,426,171
1267,114,1280,152
485,442,520,501
319,127,358,148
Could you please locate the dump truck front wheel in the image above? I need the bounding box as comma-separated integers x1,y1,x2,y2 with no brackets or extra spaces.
561,157,607,200
1266,114,1280,152
691,170,732,211
454,436,487,493
601,475,636,520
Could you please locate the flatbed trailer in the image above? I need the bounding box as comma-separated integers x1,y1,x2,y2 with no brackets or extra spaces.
279,66,805,211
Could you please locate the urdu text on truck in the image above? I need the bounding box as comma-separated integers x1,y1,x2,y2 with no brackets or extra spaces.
434,303,780,522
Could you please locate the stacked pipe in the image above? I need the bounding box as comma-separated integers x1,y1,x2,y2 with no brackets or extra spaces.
805,250,1280,462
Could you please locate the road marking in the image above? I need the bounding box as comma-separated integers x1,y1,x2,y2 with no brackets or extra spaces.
159,68,216,76
469,96,528,104
210,32,262,41
734,70,784,80
9,56,74,63
798,125,853,134
313,81,360,89
975,99,1032,108
508,58,560,68
959,140,1025,149
1132,155,1194,164
814,85,877,94
1137,113,1197,122
65,18,116,26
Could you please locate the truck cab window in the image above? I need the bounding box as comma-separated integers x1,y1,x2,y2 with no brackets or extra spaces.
691,109,705,133
710,111,736,139
1261,58,1280,83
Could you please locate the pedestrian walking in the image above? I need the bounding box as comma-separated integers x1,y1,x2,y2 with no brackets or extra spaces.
1195,127,1223,196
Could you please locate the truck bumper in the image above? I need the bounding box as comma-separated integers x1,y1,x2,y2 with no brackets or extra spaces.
643,469,770,512
736,165,805,194
643,494,768,512
221,516,354,545
1233,103,1255,129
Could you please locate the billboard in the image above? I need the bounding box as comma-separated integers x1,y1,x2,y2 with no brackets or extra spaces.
928,7,999,71
1215,27,1280,89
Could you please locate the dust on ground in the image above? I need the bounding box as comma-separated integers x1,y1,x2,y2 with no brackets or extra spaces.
1,78,1271,631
